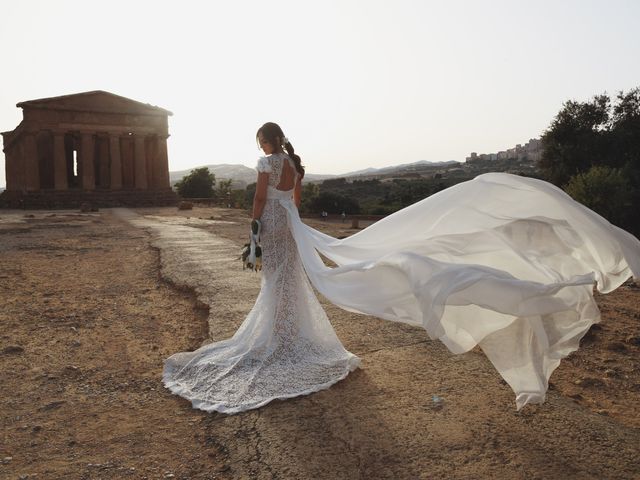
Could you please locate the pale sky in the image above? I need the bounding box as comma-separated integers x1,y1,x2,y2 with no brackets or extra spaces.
1,0,639,188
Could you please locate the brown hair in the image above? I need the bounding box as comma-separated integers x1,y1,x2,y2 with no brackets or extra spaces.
256,122,305,178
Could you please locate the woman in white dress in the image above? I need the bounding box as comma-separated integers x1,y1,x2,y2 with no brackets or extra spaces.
163,123,360,413
163,122,640,413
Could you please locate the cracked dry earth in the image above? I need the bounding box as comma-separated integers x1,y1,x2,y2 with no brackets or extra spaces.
1,206,639,480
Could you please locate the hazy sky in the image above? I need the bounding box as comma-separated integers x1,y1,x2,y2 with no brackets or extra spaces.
1,0,639,188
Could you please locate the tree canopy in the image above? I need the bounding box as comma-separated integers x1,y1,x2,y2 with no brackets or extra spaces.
174,167,216,198
540,87,640,235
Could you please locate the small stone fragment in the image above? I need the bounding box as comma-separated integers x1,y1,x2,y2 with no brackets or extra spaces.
2,345,24,354
606,342,627,353
431,394,444,409
575,377,606,388
41,400,66,411
625,335,640,346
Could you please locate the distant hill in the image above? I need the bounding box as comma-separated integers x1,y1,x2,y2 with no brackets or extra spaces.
169,163,337,189
169,160,462,188
341,160,460,177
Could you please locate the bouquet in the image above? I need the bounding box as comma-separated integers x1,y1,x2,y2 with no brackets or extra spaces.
241,219,262,271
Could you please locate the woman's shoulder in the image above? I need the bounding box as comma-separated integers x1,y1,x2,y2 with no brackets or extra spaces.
255,153,290,173
255,156,273,173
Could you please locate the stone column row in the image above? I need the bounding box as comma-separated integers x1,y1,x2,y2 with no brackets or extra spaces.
71,131,168,191
7,130,170,192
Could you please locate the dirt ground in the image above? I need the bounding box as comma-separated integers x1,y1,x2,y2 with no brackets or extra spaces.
0,206,639,480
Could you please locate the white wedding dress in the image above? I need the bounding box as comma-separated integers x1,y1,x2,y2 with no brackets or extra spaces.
164,153,640,413
163,153,360,413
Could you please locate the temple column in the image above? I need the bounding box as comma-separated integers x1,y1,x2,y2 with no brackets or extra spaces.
97,135,110,188
80,132,95,190
157,135,170,188
109,134,122,189
4,148,15,191
24,132,40,191
14,143,26,191
146,137,157,188
134,135,147,189
53,132,68,190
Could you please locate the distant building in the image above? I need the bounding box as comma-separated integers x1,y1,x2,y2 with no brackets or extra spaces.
466,137,542,164
1,90,177,208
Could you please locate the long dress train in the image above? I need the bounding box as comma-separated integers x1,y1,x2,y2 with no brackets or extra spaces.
164,155,640,412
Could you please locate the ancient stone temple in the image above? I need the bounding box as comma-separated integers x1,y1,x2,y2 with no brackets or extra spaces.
1,90,177,208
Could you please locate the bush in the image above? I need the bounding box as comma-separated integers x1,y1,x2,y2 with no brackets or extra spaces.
565,165,633,228
175,167,216,198
308,191,360,215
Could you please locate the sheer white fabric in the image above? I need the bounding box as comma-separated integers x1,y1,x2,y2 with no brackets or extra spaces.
164,159,640,413
163,153,360,413
279,172,639,410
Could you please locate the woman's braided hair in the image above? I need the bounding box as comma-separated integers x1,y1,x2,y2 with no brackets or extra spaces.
256,122,305,178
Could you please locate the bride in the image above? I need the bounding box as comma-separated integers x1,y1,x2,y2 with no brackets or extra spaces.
163,122,640,413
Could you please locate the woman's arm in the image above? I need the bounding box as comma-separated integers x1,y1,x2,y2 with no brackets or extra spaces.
252,172,270,220
293,176,302,209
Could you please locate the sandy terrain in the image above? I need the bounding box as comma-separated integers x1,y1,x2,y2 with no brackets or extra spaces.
0,206,639,480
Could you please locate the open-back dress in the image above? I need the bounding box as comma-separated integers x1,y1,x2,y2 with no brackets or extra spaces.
163,153,360,413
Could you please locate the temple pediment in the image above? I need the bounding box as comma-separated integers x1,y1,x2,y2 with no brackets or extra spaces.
17,90,172,116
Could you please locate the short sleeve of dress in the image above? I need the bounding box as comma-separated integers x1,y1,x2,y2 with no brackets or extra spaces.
255,156,272,173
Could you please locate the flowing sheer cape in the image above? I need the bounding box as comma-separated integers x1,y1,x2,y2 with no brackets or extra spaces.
279,173,640,409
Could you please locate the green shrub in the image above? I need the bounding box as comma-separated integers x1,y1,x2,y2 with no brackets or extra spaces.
175,167,216,198
565,165,633,228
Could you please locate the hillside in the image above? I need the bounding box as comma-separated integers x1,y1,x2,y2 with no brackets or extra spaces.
307,156,541,215
169,157,538,190
169,164,337,188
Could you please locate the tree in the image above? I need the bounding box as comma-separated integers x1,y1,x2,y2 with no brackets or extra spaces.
564,166,632,226
539,94,610,186
216,179,233,205
299,182,320,213
539,87,640,235
245,182,257,209
174,167,216,198
230,189,246,209
308,191,360,214
610,88,640,173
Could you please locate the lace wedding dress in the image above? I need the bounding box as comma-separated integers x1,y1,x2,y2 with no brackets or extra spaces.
164,154,640,413
163,153,360,413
